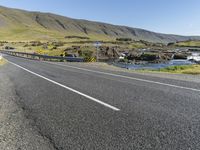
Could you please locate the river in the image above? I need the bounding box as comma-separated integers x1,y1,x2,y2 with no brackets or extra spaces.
115,52,200,70
114,60,195,70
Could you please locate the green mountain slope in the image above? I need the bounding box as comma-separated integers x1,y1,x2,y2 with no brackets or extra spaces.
0,5,200,43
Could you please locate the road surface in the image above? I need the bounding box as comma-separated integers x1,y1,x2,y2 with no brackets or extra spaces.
1,54,200,150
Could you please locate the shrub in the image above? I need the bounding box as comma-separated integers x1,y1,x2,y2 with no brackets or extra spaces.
52,41,64,47
173,53,188,59
116,38,132,42
30,41,43,46
140,53,159,61
5,46,15,50
82,50,93,58
65,36,90,39
167,42,175,46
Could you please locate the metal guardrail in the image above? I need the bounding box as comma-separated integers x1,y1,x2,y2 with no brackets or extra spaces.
0,50,84,62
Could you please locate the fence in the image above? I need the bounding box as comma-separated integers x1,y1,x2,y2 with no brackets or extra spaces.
0,50,84,62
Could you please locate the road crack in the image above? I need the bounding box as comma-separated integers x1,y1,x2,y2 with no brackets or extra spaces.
14,89,63,150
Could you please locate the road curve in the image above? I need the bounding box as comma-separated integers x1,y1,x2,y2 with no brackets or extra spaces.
1,54,200,150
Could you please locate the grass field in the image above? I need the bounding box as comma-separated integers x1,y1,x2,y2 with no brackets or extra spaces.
176,41,200,47
154,65,200,75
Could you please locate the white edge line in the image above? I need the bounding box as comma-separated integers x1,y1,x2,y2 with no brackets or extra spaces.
47,62,200,92
8,60,120,111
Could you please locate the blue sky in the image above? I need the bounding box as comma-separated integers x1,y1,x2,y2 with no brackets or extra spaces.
0,0,200,35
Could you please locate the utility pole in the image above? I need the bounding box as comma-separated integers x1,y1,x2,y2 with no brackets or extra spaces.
96,46,98,62
93,41,102,62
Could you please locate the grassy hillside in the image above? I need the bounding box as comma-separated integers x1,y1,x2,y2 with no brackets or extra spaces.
0,5,200,43
175,40,200,47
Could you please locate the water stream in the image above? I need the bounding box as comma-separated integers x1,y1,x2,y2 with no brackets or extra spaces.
115,52,200,70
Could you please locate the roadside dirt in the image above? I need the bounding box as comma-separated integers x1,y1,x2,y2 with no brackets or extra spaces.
0,65,55,150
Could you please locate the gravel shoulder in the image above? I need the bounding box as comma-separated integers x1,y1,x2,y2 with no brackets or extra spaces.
0,65,55,150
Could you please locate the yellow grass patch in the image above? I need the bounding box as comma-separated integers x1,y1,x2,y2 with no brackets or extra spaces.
0,58,7,66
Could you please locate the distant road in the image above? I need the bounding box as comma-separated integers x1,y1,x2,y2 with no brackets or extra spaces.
2,54,200,149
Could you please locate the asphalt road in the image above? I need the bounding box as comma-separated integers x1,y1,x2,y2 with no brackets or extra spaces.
1,54,200,150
